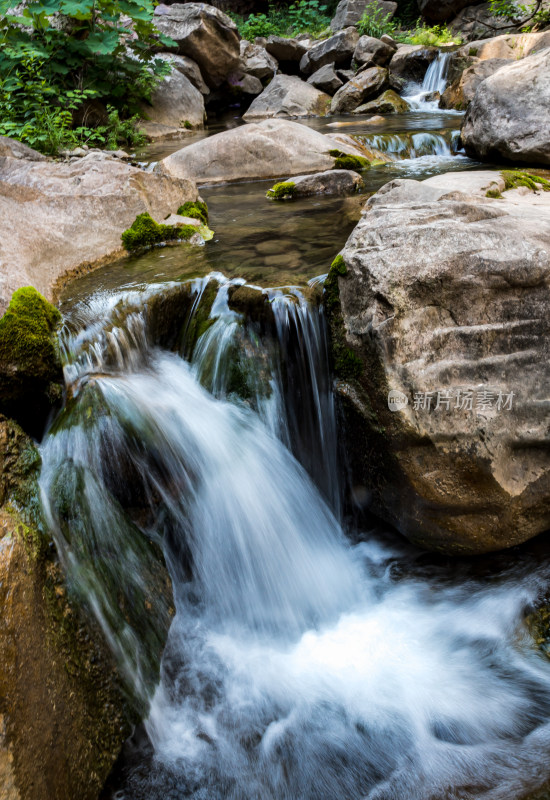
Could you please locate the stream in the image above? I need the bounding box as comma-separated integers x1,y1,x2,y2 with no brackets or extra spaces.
40,87,550,800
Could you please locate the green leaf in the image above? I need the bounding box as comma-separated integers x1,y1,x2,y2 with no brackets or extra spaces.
59,0,94,18
83,29,120,54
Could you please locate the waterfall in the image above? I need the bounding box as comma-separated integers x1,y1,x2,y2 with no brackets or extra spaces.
404,51,453,110
39,276,550,800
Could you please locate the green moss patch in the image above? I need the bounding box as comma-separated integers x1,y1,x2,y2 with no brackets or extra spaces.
176,200,209,225
121,213,197,252
0,287,63,437
485,188,503,199
502,170,550,193
328,150,370,172
266,181,296,200
324,254,363,381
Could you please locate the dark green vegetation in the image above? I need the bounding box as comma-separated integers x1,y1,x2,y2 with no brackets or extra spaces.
329,150,370,172
121,213,197,252
266,181,296,200
231,0,330,40
324,254,363,381
0,287,63,438
0,0,174,154
176,200,209,225
356,1,461,44
488,0,550,31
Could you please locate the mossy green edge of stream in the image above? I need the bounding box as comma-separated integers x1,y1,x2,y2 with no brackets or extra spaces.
121,213,198,252
328,150,371,172
266,181,296,201
176,200,209,225
0,287,61,377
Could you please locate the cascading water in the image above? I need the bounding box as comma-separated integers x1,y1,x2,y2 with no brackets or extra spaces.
40,276,550,800
404,52,453,110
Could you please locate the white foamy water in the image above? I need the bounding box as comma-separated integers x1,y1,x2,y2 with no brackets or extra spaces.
404,52,455,111
40,282,550,800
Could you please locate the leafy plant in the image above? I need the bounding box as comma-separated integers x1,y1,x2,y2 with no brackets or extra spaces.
488,0,549,28
0,0,173,153
234,0,330,40
400,23,461,45
356,1,397,38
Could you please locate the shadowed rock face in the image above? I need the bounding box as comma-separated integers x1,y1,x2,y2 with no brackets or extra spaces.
329,171,550,554
330,0,396,31
440,58,510,110
418,0,479,21
461,49,550,165
153,2,240,88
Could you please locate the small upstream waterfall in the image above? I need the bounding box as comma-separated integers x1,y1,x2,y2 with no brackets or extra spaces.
404,51,452,109
358,129,461,160
40,277,550,800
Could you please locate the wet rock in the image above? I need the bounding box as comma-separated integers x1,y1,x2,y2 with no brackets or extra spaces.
267,169,363,199
299,27,359,75
153,2,240,88
329,170,550,553
353,88,410,114
242,75,331,119
307,63,343,94
227,284,274,326
227,70,264,99
353,35,395,67
240,40,278,81
330,67,389,114
140,65,205,129
418,0,479,22
330,0,396,32
461,48,550,165
0,288,63,439
265,35,307,73
0,141,199,314
159,118,368,183
0,417,142,800
440,58,510,110
389,44,438,84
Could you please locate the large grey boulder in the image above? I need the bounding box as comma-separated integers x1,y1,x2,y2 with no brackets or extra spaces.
242,75,331,119
160,52,209,95
330,66,389,113
153,3,240,87
439,58,510,110
158,118,368,184
0,145,199,313
330,0,396,31
0,136,46,161
457,30,550,61
299,27,359,75
307,63,343,94
240,39,278,81
329,170,550,554
140,66,205,129
417,0,479,22
389,44,438,84
461,48,550,165
353,35,395,67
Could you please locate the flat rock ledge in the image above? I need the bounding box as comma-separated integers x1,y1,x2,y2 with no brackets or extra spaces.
0,139,199,314
331,170,550,554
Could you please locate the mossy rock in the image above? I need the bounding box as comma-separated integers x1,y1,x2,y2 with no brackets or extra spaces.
121,213,197,253
501,170,550,193
328,150,370,172
176,200,209,225
0,287,63,439
266,182,296,201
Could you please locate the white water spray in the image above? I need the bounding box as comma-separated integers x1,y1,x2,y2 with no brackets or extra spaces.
40,279,550,800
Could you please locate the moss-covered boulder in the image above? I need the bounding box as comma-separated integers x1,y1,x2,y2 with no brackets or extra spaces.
0,287,64,439
0,416,137,800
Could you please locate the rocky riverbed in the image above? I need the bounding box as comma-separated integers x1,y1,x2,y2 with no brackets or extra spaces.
1,2,550,798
